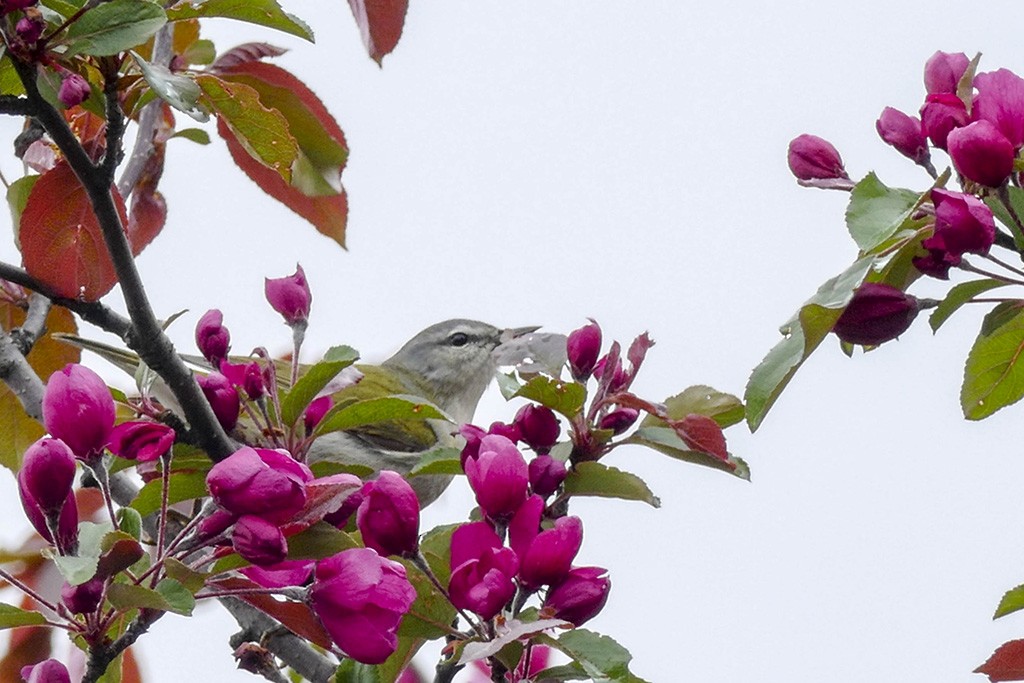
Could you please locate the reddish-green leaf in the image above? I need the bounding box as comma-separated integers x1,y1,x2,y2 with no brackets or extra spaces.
672,414,728,462
347,0,409,65
20,161,129,301
166,0,312,42
976,639,1024,681
210,577,333,649
212,61,349,247
563,461,660,508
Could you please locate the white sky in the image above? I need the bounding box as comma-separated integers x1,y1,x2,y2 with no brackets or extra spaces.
4,2,1024,682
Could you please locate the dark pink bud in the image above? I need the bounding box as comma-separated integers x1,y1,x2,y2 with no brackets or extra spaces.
356,471,420,557
310,548,416,664
15,15,44,44
528,455,567,497
60,577,104,614
974,68,1024,149
197,508,237,539
303,395,332,433
232,514,287,566
19,438,76,512
4,0,38,10
241,559,314,588
206,447,312,523
19,485,77,551
448,522,518,620
108,421,174,462
947,120,1015,187
786,134,847,181
57,72,89,108
197,372,240,431
923,51,970,94
195,309,230,365
920,93,969,150
876,107,930,165
832,283,920,346
566,321,602,381
219,360,264,400
593,354,628,394
463,434,529,519
42,364,115,459
265,264,311,326
514,404,560,452
459,423,486,465
20,659,70,683
598,407,639,435
487,420,521,443
912,248,960,280
518,516,583,588
544,566,610,626
924,188,996,257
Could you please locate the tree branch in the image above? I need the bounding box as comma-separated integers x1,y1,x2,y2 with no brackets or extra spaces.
0,331,45,420
0,94,35,116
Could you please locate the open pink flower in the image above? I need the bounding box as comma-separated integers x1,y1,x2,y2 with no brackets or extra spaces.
449,522,518,620
310,548,415,664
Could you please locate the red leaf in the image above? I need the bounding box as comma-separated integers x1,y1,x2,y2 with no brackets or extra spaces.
210,577,333,649
977,640,1024,681
20,161,129,301
672,413,729,462
347,0,409,65
126,110,169,255
283,475,362,535
214,61,348,247
212,42,289,70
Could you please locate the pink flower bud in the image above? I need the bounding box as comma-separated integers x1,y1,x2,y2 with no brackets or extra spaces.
356,471,420,557
57,72,89,108
15,15,43,44
518,515,583,588
924,188,996,257
832,283,920,346
232,514,287,566
42,364,115,459
60,577,104,614
19,485,77,551
487,420,521,443
463,434,529,520
195,309,230,365
544,566,610,626
197,372,240,431
448,522,518,620
20,659,70,683
947,120,1016,187
265,264,311,326
567,321,602,381
514,404,560,452
974,68,1024,149
310,548,416,664
219,360,264,400
108,421,174,462
197,508,237,540
875,107,930,165
593,354,628,394
598,407,639,435
206,447,312,523
920,93,969,151
528,455,567,497
786,134,848,181
303,395,332,433
241,559,314,588
19,438,76,512
912,248,960,280
923,51,969,94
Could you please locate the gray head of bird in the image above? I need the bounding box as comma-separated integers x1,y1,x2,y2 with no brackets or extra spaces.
381,319,539,424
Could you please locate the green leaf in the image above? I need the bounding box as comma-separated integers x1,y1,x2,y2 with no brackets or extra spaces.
49,521,112,585
930,279,1010,332
315,396,447,435
845,172,923,253
107,580,192,615
627,426,750,481
563,462,660,507
745,256,874,431
280,350,358,427
131,51,207,122
514,376,586,419
961,301,1024,419
170,128,211,145
7,174,38,245
985,187,1024,249
166,0,313,41
130,471,208,516
163,558,208,594
196,74,297,184
155,578,195,615
115,507,142,540
538,629,650,683
0,602,48,629
285,523,360,560
408,447,462,477
63,0,166,57
995,583,1024,619
497,371,523,400
641,385,744,428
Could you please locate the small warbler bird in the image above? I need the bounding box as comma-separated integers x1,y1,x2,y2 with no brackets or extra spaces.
307,319,539,505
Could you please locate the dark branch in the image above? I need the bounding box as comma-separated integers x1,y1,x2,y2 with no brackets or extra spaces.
9,292,50,355
0,94,35,116
100,57,126,185
0,332,45,420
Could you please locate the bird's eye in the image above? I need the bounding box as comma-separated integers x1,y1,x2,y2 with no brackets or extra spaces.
449,332,469,347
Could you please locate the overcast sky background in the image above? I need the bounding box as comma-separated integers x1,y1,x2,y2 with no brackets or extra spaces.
4,2,1024,682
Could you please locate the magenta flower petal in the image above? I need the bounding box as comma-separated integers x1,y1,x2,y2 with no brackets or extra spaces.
356,470,420,557
265,264,312,326
42,364,115,459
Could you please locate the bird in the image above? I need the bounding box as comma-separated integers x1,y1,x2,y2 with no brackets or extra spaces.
306,319,540,506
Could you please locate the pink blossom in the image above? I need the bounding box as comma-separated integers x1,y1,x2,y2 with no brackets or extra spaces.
18,437,76,512
463,434,529,519
232,514,288,566
448,522,518,620
357,471,420,557
786,134,847,181
206,447,312,523
108,421,175,462
195,309,230,365
544,566,611,626
947,120,1015,186
42,364,114,459
265,264,312,326
567,320,602,381
832,283,920,346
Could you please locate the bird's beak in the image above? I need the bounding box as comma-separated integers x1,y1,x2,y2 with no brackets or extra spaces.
499,325,541,343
